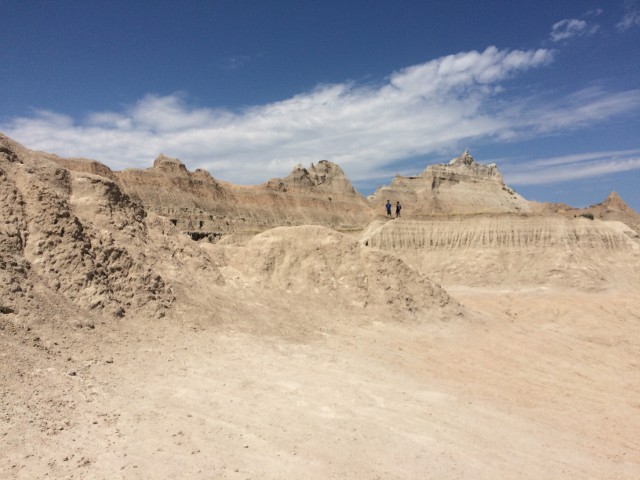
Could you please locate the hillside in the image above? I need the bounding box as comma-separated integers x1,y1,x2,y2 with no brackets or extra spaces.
2,133,640,479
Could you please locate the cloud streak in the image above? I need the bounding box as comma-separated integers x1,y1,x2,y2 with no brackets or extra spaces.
617,10,640,30
2,46,639,189
502,150,640,185
549,18,599,42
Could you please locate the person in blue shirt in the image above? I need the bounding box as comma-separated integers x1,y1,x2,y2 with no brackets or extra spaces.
385,200,392,218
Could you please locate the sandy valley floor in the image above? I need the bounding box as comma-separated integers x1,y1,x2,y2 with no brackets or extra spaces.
2,284,639,480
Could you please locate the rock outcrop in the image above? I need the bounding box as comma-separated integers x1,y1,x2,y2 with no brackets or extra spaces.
266,160,356,193
0,134,174,319
5,133,638,244
115,154,227,241
580,192,640,234
369,151,530,216
115,157,373,241
535,191,640,234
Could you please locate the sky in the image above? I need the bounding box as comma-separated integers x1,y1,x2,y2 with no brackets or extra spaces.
1,0,639,211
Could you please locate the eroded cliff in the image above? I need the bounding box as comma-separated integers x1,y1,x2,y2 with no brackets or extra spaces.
113,156,373,241
369,151,530,216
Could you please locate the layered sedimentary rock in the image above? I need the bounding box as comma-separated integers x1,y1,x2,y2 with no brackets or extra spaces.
360,216,640,289
6,133,639,250
114,156,373,241
369,151,530,216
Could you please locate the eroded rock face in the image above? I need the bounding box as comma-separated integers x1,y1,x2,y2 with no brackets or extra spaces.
115,157,372,240
535,191,640,235
8,133,638,242
0,135,174,319
50,157,117,181
267,160,356,193
369,151,530,216
115,155,227,241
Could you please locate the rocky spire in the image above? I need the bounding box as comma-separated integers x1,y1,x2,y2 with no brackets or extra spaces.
153,154,188,173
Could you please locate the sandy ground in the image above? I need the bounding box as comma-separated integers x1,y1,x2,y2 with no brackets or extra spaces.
2,285,639,479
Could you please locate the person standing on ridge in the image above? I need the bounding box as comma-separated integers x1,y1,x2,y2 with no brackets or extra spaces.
385,200,392,218
395,201,402,218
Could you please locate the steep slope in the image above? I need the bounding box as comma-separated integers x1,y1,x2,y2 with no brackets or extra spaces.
369,151,531,216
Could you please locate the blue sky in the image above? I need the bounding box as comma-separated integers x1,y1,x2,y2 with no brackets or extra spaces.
1,0,639,211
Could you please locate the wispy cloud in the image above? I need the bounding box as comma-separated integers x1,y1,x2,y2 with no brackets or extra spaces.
617,10,640,30
502,150,640,185
504,87,640,133
550,18,599,42
219,54,252,70
1,46,638,188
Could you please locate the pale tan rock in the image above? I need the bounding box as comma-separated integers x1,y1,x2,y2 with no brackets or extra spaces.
2,133,640,480
369,150,530,216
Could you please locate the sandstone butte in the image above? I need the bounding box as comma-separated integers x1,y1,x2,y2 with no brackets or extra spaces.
1,131,640,480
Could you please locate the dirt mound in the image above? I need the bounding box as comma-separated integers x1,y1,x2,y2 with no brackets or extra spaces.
224,225,456,318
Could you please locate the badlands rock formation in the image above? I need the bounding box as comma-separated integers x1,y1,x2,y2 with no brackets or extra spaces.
2,133,640,479
0,135,174,320
58,153,373,242
537,190,640,234
369,150,531,216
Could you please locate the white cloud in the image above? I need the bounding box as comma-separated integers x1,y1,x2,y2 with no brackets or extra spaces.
219,55,252,70
502,150,640,185
1,46,638,189
616,10,640,30
504,87,640,133
1,46,552,182
550,18,599,42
